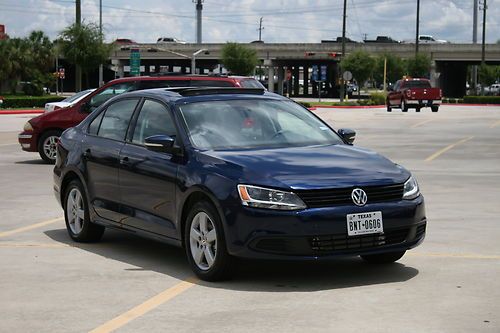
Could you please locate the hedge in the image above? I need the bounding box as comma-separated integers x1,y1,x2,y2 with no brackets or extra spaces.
0,95,65,108
462,96,500,104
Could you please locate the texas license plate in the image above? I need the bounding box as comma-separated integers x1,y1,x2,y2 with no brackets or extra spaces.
422,100,428,104
346,211,383,236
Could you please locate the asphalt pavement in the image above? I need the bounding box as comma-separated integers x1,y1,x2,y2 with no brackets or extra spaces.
0,105,499,333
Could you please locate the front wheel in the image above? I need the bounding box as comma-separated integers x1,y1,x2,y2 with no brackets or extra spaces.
184,201,233,281
361,250,406,264
38,130,61,164
386,100,392,112
401,100,408,112
431,105,439,112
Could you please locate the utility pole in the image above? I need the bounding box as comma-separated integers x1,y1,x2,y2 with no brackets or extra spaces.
75,0,82,92
481,0,487,95
194,0,203,44
340,0,347,102
472,0,478,91
415,0,420,57
98,0,103,87
258,17,264,42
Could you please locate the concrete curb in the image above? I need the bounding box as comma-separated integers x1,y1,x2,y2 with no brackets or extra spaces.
309,103,500,110
0,109,44,115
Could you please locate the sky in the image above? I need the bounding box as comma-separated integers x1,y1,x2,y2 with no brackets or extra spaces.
0,0,499,44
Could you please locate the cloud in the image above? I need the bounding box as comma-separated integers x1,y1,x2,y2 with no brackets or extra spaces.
0,0,498,43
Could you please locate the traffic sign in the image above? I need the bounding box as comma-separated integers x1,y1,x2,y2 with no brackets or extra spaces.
312,65,318,81
320,65,327,81
343,71,353,81
130,49,141,76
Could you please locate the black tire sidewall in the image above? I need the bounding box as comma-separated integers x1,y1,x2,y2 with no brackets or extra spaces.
184,201,232,281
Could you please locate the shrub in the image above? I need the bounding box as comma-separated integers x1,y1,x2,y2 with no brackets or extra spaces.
1,95,65,108
462,96,500,104
369,92,387,105
297,101,311,108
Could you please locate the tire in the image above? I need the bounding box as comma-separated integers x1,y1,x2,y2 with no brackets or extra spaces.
38,130,62,164
184,201,233,281
431,105,439,112
386,100,392,112
64,180,105,242
416,107,421,112
401,100,408,112
361,250,406,264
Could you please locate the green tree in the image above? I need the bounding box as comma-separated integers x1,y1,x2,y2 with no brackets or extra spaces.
478,64,499,86
340,50,375,95
221,42,259,76
373,53,405,86
59,22,112,89
406,54,431,78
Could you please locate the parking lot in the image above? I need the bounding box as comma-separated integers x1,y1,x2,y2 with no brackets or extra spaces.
1,105,499,332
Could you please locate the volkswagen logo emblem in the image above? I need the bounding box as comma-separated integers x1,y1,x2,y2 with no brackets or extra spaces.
351,188,368,206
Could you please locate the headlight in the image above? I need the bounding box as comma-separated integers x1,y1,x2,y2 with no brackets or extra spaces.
23,121,33,131
237,185,306,210
403,176,420,200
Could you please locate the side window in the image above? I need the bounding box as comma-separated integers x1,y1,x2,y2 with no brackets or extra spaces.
98,99,139,141
394,81,401,91
89,82,136,110
88,111,105,135
132,100,176,145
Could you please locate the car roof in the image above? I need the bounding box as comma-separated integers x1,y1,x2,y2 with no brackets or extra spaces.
104,74,251,85
120,87,286,105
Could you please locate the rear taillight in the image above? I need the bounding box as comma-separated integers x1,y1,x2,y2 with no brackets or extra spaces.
405,90,412,98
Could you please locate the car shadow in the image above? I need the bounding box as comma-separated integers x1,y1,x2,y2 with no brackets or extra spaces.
44,228,419,292
15,159,49,165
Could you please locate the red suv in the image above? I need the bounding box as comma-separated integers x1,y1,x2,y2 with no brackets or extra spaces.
18,75,264,163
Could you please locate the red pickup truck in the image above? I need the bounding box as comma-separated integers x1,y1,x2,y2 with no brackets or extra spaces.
387,78,442,112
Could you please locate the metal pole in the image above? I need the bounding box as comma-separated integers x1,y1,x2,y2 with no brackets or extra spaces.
75,0,82,92
98,0,103,87
258,17,263,41
340,0,347,102
55,55,59,95
481,0,487,95
415,0,420,56
472,0,478,92
383,57,387,91
195,0,203,44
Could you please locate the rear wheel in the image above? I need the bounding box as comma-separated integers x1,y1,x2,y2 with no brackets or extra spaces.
416,107,421,112
184,201,233,281
431,105,439,112
361,250,406,264
64,180,105,242
38,130,61,164
401,100,408,112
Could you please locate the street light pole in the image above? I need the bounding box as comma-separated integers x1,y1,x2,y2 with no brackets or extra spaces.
75,0,82,92
98,0,103,87
191,49,208,74
340,0,347,102
481,0,487,95
415,0,420,56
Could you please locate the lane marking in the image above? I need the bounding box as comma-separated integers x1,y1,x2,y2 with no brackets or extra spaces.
490,120,500,128
409,252,500,260
411,119,433,128
424,136,474,162
89,278,197,333
0,143,17,147
0,217,64,238
0,242,69,248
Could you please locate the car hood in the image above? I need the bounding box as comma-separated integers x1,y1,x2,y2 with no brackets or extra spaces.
201,144,410,190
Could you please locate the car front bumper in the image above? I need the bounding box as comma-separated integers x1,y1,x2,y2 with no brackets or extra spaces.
224,195,426,260
18,131,37,152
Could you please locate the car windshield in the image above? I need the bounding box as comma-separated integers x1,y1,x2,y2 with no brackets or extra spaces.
63,89,94,103
178,99,343,150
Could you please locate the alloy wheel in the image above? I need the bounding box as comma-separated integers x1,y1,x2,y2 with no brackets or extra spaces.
189,212,217,271
66,187,85,235
43,135,58,161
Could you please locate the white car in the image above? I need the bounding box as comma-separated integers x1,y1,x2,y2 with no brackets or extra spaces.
44,89,95,113
485,84,500,96
418,35,448,44
156,37,187,44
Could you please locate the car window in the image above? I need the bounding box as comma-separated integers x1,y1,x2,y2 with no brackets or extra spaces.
88,111,105,136
394,81,401,91
240,79,265,88
190,80,235,87
132,100,176,145
404,81,431,89
97,99,139,141
89,82,136,110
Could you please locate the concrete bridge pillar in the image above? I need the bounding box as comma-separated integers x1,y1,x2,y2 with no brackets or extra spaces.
267,65,275,93
430,61,441,88
277,66,285,95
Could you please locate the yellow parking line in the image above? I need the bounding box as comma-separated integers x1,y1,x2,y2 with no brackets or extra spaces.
411,119,433,128
89,278,197,333
408,252,500,260
0,217,64,238
424,136,474,162
490,120,500,128
0,242,69,248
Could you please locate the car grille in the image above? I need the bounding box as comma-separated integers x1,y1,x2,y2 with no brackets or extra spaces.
310,228,409,253
296,183,404,208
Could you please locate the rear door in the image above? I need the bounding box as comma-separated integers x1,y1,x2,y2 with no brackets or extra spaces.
118,99,180,238
82,98,140,222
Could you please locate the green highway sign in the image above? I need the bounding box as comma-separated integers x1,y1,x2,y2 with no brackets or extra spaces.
130,49,141,76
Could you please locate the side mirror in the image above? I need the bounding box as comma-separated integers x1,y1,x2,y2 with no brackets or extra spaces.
338,128,356,145
144,135,180,154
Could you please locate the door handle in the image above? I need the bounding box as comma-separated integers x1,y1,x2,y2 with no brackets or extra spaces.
120,156,130,165
83,149,91,158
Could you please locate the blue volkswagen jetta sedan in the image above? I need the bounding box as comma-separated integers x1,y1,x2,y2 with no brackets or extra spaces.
53,87,426,281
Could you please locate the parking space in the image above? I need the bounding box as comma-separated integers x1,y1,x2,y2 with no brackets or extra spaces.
1,105,499,332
